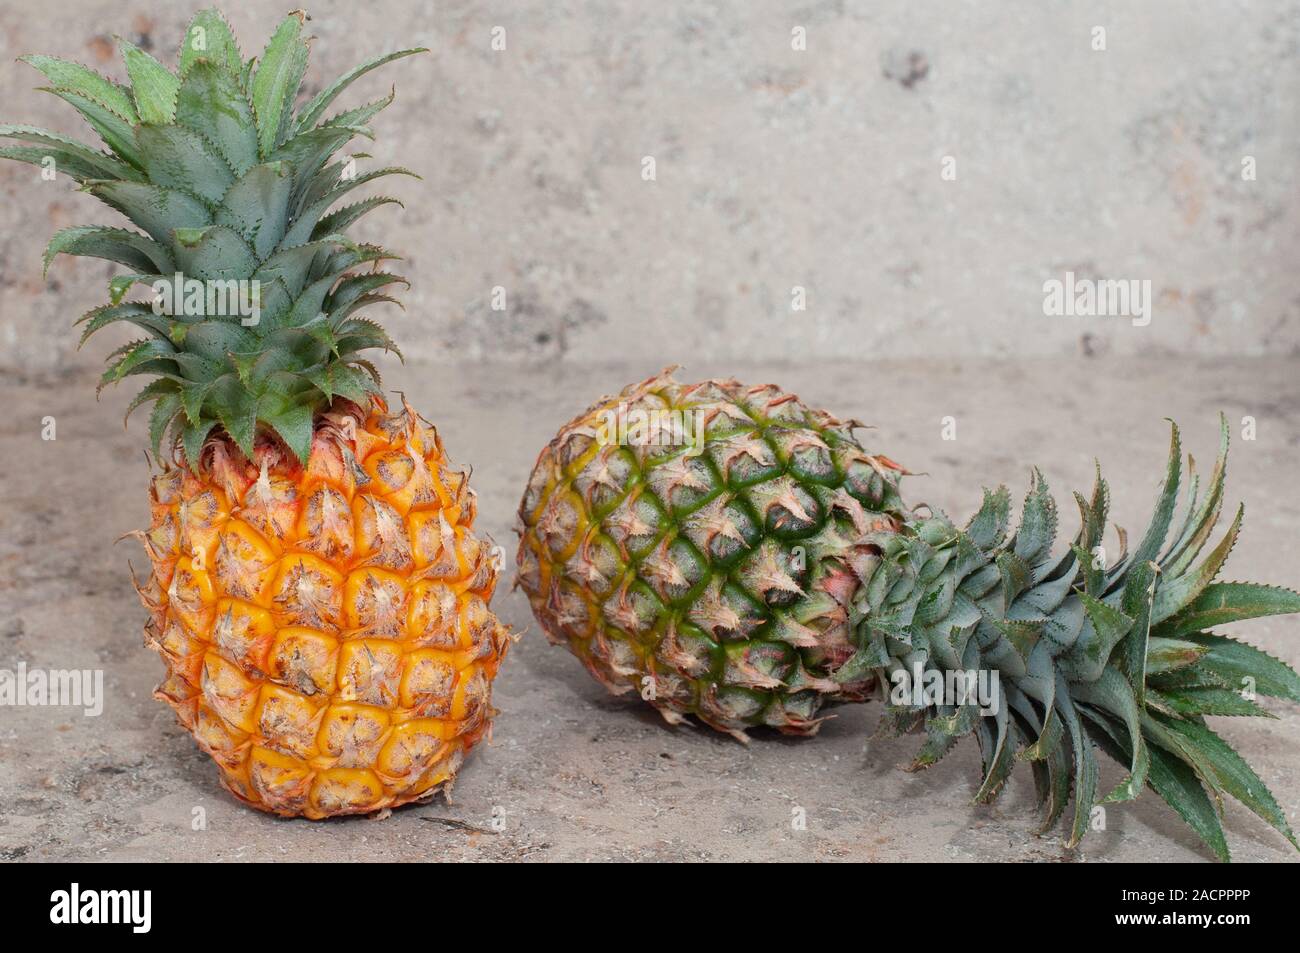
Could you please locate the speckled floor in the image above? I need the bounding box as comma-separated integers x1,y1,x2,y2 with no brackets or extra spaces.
1,356,1297,862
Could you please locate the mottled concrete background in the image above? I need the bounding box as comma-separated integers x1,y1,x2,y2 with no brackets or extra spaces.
1,0,1298,368
1,2,1299,863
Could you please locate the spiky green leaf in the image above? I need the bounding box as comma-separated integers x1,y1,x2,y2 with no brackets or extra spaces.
1013,470,1056,567
1157,583,1300,640
1145,734,1232,862
1151,504,1243,624
0,124,140,180
180,9,243,77
19,55,137,122
100,338,176,391
1148,713,1297,850
215,162,291,259
321,89,394,131
181,418,218,469
314,195,403,238
1183,632,1300,703
1117,559,1157,707
295,48,426,131
135,124,234,203
251,13,309,157
1066,591,1134,681
967,487,1011,550
1162,416,1229,575
124,377,179,424
271,125,367,202
1147,686,1270,718
175,60,259,178
1073,667,1149,802
261,397,314,464
40,87,142,166
78,302,170,345
83,180,211,245
43,225,173,277
119,39,179,124
147,391,183,458
1145,637,1209,674
173,225,258,283
1124,422,1182,572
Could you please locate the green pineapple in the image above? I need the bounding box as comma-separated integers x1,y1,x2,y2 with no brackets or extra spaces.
517,368,1300,860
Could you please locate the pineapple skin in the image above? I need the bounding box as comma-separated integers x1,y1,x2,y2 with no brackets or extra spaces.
519,370,1300,860
516,368,908,739
137,398,511,818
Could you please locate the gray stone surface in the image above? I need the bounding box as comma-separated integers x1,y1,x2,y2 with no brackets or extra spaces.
1,357,1297,862
2,0,1299,371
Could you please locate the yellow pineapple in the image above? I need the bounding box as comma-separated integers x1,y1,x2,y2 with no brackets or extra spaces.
2,9,511,817
137,396,508,817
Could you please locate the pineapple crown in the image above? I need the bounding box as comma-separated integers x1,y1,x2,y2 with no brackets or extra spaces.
0,8,425,466
844,417,1300,860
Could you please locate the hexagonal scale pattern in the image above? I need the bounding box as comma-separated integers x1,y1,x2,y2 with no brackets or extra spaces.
136,400,510,818
516,369,906,739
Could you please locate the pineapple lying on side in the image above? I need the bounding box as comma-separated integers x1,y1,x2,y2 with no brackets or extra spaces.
2,9,511,818
517,368,1300,860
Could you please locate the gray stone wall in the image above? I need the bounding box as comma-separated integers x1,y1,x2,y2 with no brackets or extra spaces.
2,0,1296,369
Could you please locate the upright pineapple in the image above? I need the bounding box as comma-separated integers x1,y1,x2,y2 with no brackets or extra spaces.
517,368,1300,859
3,9,511,818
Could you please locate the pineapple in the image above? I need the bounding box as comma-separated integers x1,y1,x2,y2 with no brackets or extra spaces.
517,368,1300,859
2,9,511,818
